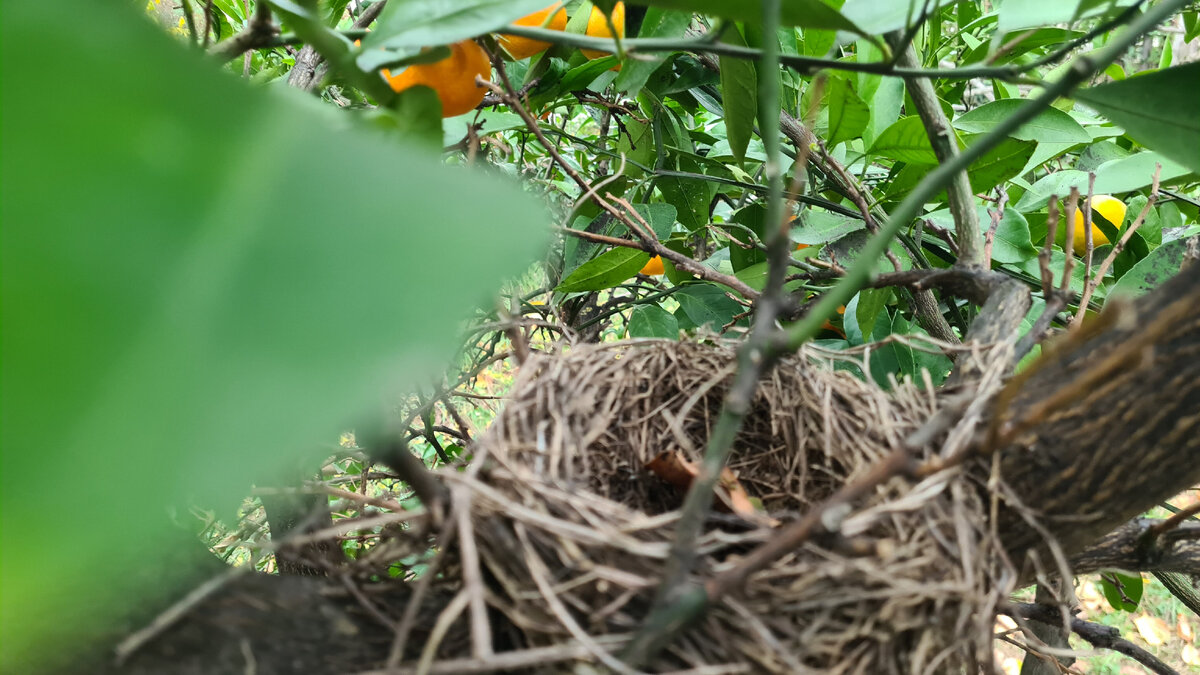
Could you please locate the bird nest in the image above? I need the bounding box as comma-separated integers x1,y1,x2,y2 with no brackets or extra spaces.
392,338,1016,673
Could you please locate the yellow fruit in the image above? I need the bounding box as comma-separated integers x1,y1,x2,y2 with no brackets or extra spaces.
384,40,491,118
640,255,665,276
1071,194,1126,254
581,1,625,60
498,4,568,60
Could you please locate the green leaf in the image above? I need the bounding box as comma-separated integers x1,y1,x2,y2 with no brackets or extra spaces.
615,8,692,96
2,2,549,670
636,0,860,32
839,0,958,35
365,0,549,50
997,0,1084,31
854,288,892,343
826,76,870,147
791,210,867,246
870,116,942,165
926,206,1039,264
1099,571,1145,612
720,29,757,163
734,262,769,291
556,247,651,292
953,99,1090,144
674,283,743,329
658,174,715,232
1073,62,1200,175
963,136,1038,195
628,304,679,338
1112,236,1197,297
1014,153,1192,212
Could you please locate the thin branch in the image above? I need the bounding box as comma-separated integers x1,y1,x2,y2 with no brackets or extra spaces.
890,35,984,268
1074,166,1161,323
1009,603,1180,675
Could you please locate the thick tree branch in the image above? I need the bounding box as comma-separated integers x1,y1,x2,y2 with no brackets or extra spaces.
995,263,1200,565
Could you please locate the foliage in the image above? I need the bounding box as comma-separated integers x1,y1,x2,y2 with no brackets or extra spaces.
3,0,1199,671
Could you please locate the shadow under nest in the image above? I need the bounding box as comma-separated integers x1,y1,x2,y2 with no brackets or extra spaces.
392,338,1015,674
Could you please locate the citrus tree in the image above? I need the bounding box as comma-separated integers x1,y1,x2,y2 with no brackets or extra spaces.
3,1,1200,673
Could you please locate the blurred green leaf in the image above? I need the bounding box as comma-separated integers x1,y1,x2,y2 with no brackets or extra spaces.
1073,62,1200,175
365,0,548,50
1,3,548,668
556,247,651,292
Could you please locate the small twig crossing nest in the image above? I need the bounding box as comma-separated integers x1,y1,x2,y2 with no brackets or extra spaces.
395,339,1015,673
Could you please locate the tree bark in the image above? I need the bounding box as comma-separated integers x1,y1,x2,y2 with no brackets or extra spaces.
994,263,1200,565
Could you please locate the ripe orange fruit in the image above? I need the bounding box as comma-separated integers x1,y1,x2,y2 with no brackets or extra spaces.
1071,194,1126,254
640,255,665,276
384,40,491,118
581,1,625,60
499,4,568,60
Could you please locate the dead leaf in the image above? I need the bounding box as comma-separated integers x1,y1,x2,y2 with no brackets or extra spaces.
1179,612,1194,643
1182,643,1199,666
644,451,777,526
1133,614,1171,646
645,450,698,491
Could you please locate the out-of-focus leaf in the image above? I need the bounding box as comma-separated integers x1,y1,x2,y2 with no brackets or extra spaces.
1073,62,1200,175
365,0,548,50
1,4,548,669
556,247,651,292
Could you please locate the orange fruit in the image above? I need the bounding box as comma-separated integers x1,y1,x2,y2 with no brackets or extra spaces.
581,1,625,60
640,255,665,276
498,4,568,60
383,40,491,118
1071,194,1126,255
